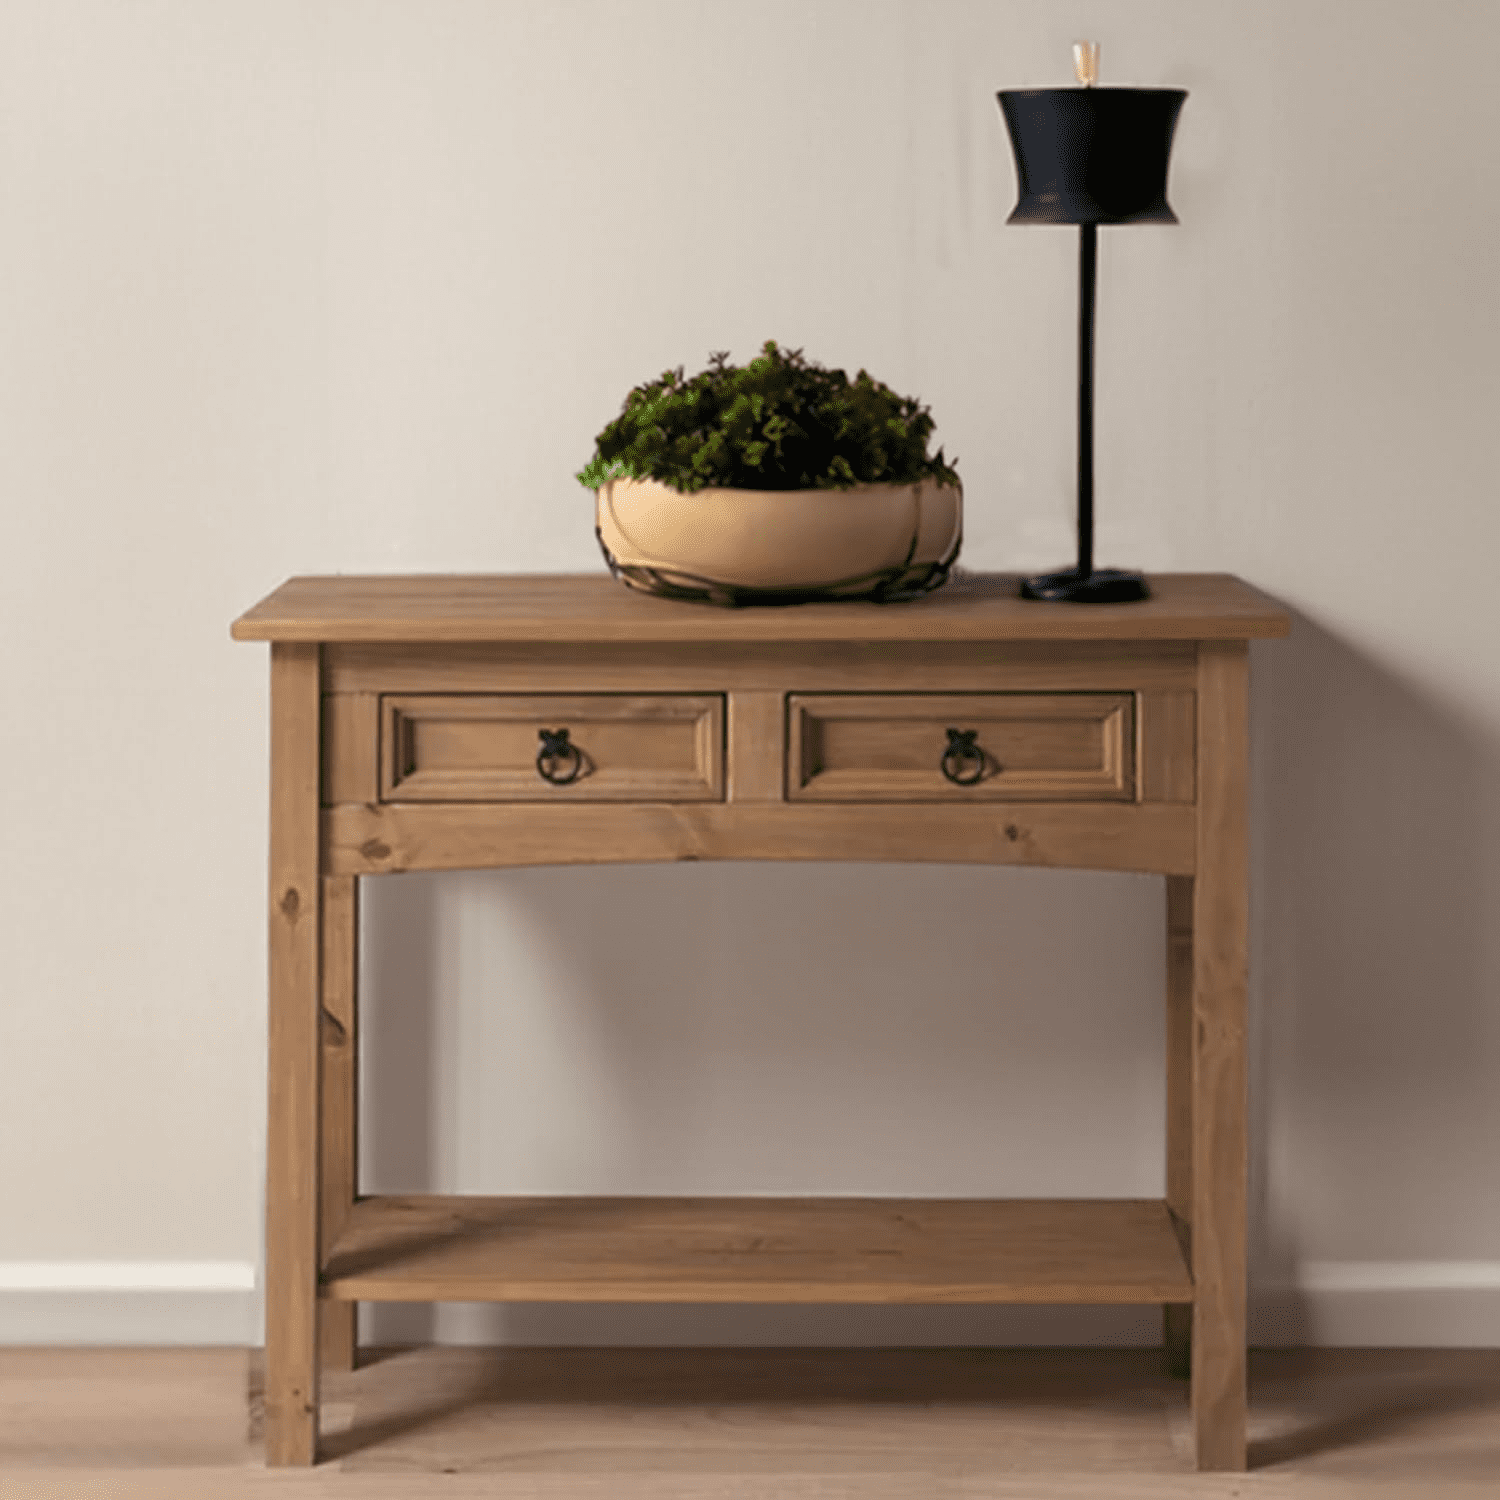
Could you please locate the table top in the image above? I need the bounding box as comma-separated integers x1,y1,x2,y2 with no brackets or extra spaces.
231,571,1289,645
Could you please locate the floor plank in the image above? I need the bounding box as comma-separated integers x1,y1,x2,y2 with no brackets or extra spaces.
1,1346,1496,1498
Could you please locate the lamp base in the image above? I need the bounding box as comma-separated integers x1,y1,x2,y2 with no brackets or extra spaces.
1020,567,1150,603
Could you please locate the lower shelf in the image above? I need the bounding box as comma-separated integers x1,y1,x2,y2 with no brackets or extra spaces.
321,1195,1192,1306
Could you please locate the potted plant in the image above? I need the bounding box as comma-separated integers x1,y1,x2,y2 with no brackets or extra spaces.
577,341,962,604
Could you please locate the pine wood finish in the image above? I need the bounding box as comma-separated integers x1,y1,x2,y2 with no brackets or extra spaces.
322,1197,1192,1305
321,639,1201,695
378,693,723,803
1140,691,1197,803
235,571,1286,1471
318,875,359,1374
231,571,1287,643
1164,872,1196,1379
264,642,323,1466
726,690,786,801
788,692,1134,802
322,801,1197,877
1189,642,1253,1469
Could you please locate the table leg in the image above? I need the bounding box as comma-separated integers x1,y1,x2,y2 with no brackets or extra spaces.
1163,873,1194,1379
1189,641,1250,1471
319,875,360,1373
265,643,323,1466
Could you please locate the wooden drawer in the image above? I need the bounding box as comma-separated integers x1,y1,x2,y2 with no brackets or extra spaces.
380,694,724,802
787,693,1135,802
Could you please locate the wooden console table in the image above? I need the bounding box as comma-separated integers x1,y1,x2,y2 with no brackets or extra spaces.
232,571,1287,1469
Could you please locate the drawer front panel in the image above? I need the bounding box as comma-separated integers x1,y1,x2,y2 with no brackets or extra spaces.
381,694,724,802
788,693,1135,802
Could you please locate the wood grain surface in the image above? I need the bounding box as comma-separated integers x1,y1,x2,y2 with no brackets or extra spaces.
265,643,324,1465
378,693,724,803
1190,642,1252,1469
321,1196,1193,1305
238,572,1287,1473
788,692,1134,802
322,639,1200,696
322,801,1196,876
233,572,1289,644
7,1346,1500,1495
1139,690,1196,803
726,690,787,801
318,875,359,1375
1164,872,1196,1380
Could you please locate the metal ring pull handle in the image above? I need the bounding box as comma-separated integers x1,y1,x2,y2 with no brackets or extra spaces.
940,726,987,786
536,726,583,785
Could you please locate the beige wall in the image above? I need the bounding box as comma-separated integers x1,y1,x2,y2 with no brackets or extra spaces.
2,1,1496,1346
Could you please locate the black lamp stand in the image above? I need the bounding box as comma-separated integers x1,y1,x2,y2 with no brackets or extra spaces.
998,58,1185,605
1019,222,1149,603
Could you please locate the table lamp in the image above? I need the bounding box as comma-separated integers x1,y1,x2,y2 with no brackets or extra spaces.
998,43,1186,602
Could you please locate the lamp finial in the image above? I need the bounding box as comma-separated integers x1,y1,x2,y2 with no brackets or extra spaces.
1073,40,1100,87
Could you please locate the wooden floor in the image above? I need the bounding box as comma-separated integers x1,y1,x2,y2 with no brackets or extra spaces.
1,1346,1497,1498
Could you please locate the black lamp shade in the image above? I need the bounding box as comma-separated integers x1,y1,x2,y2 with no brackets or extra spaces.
997,87,1186,225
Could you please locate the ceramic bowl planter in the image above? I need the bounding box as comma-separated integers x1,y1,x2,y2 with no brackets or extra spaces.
595,474,962,605
578,342,962,606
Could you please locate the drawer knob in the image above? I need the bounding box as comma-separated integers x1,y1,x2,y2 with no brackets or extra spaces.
940,727,989,786
536,727,584,785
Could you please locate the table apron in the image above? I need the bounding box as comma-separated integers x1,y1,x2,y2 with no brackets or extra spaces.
322,800,1196,876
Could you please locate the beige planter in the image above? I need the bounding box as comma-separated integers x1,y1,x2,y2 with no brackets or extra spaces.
595,475,962,604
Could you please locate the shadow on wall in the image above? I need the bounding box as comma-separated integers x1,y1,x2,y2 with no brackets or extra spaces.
358,874,442,1347
1250,611,1500,1344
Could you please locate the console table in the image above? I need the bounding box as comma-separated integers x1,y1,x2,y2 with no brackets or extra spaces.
232,571,1288,1470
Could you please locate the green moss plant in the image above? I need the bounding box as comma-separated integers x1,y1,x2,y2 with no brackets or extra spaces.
577,341,960,494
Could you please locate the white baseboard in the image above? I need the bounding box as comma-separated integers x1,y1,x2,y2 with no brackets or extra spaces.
0,1262,257,1292
0,1262,257,1345
3,1260,1496,1347
1251,1262,1500,1348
